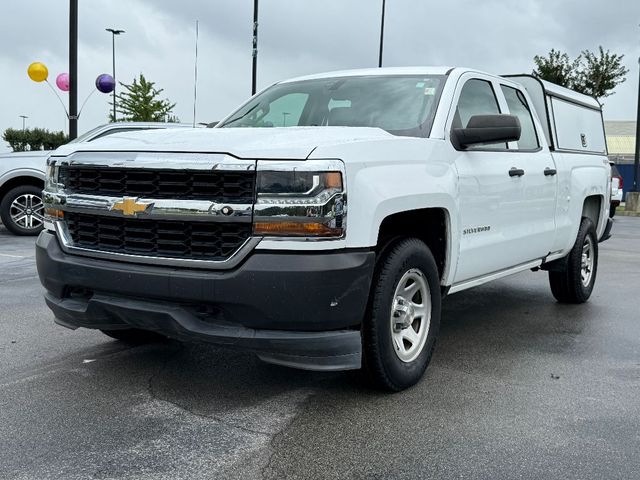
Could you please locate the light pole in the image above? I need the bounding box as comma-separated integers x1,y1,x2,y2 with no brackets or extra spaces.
633,55,640,192
106,28,125,122
69,0,78,139
251,0,259,95
378,0,386,68
19,115,28,131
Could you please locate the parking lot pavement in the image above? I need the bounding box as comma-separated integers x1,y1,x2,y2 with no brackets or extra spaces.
1,218,639,480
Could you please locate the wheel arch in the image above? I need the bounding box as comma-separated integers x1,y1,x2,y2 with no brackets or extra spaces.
0,171,45,203
581,194,604,231
375,206,455,285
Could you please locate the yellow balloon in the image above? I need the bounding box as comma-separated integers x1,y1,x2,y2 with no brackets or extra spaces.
28,62,49,83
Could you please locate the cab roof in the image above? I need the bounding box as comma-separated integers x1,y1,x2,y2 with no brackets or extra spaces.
279,66,455,83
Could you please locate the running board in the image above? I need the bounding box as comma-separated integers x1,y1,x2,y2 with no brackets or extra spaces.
448,260,543,294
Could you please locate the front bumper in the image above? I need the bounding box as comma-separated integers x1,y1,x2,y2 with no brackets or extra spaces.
36,231,375,371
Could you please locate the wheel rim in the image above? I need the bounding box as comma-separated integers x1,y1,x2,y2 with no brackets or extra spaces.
389,268,431,363
9,194,44,230
580,236,595,287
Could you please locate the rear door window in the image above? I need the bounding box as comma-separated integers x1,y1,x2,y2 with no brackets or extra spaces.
500,85,540,150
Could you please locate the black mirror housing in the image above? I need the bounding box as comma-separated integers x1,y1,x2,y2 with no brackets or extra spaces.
452,114,521,149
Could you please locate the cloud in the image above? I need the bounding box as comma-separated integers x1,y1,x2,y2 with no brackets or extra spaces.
1,0,637,152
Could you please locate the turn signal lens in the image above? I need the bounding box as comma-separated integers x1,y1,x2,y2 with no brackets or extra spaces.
44,208,64,219
254,221,343,237
324,172,342,189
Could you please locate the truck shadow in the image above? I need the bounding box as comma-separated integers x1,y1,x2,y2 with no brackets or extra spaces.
78,273,603,410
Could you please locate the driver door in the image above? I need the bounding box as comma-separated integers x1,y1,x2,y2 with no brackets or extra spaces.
451,75,529,283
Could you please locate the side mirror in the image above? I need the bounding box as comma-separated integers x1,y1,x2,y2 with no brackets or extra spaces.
452,114,521,149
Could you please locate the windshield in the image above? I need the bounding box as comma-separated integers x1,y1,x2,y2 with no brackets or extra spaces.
219,75,445,137
68,125,108,144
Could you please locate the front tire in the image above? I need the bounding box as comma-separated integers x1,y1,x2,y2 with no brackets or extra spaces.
362,238,441,391
0,185,45,236
548,217,598,304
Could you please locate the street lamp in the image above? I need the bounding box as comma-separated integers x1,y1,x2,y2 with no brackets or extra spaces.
106,28,125,122
19,115,28,131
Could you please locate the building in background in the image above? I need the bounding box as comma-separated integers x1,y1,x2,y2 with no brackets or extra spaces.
605,121,636,197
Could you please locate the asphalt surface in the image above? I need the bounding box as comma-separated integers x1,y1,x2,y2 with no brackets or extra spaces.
0,218,639,480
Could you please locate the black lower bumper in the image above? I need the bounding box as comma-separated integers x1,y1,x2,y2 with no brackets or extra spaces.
36,232,375,371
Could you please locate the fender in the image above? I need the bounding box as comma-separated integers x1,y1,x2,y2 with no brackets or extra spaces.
550,159,609,255
348,162,458,286
0,168,46,192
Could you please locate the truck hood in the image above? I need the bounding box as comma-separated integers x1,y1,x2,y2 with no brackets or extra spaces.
53,127,395,159
0,150,51,160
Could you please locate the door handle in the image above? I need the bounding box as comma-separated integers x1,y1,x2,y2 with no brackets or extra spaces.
509,168,525,177
544,167,557,176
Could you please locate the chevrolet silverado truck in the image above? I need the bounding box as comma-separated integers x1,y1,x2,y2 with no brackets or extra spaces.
36,67,611,391
0,122,192,236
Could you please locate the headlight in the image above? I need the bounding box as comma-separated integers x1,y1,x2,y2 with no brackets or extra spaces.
254,160,346,238
45,161,59,190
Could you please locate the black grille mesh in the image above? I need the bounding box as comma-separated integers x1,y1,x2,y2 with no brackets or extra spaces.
59,166,255,204
65,213,251,261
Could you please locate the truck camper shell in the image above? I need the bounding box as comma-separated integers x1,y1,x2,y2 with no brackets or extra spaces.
504,74,606,155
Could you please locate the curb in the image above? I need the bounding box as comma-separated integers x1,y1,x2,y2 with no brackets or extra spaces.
615,210,640,217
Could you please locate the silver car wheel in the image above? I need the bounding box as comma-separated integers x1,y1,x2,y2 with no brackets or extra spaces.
580,236,595,287
10,194,45,230
390,268,431,363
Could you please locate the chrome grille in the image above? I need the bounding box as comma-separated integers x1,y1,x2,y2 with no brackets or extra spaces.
59,166,255,204
64,212,252,261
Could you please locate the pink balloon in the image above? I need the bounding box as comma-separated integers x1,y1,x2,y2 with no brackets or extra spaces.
56,73,69,92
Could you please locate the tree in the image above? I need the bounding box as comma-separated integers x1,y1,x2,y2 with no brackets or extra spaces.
577,46,629,103
532,47,629,106
533,49,581,88
110,74,178,122
2,128,69,152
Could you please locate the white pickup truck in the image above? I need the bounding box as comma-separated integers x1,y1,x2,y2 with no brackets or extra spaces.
36,67,611,391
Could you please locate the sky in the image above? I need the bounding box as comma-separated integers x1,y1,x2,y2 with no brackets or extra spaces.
0,0,638,152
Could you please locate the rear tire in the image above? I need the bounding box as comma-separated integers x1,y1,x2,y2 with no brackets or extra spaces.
0,185,45,236
362,238,441,392
548,217,598,304
101,328,167,344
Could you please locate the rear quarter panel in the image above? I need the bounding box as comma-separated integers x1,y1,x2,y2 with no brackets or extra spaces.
550,152,609,254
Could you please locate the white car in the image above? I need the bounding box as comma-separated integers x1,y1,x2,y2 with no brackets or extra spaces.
609,162,623,217
37,67,610,391
0,122,195,235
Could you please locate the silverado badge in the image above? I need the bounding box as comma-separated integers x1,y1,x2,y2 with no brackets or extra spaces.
111,197,152,216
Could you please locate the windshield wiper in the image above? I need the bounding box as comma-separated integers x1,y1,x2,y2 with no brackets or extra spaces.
221,103,260,127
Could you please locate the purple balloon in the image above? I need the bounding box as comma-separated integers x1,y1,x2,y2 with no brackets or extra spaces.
95,73,115,94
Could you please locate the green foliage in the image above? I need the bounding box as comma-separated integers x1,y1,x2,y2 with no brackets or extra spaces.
2,128,69,152
110,74,178,122
533,47,629,105
533,49,581,88
578,47,629,102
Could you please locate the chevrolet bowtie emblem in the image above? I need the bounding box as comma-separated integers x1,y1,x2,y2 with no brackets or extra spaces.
111,197,152,216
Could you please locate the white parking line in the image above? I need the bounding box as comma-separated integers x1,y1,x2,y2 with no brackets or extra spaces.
0,253,26,259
